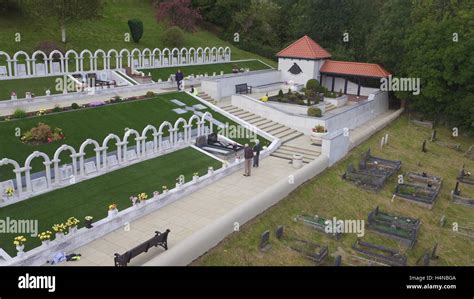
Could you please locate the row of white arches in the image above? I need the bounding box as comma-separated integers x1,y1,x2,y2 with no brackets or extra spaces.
0,46,232,78
0,112,215,201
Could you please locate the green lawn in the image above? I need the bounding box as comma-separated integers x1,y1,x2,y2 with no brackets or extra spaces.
139,60,272,82
0,147,221,257
0,91,269,181
0,0,277,68
193,115,474,266
0,76,63,101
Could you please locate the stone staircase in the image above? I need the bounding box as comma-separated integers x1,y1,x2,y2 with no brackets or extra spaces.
220,105,321,164
197,91,217,104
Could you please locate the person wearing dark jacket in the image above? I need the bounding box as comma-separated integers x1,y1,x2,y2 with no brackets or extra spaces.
252,139,261,168
175,69,184,91
243,144,253,176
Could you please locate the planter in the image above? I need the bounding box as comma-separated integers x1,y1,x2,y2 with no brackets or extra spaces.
175,183,182,189
16,245,25,257
41,240,51,246
163,189,168,194
108,208,118,218
85,219,93,229
208,167,214,175
311,131,328,145
69,226,78,234
55,232,65,240
192,176,199,183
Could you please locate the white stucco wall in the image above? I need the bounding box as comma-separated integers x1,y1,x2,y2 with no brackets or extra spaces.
278,58,326,85
322,76,380,96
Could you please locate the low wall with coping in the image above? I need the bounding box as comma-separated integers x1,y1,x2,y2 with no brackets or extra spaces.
201,70,281,101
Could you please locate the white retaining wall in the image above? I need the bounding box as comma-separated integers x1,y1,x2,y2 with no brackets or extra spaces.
201,70,281,101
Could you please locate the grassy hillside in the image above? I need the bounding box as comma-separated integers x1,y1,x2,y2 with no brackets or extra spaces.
193,115,474,266
0,0,276,67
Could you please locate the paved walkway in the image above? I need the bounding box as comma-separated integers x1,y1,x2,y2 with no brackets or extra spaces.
56,156,294,266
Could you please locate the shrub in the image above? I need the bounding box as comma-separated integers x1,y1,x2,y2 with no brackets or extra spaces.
52,105,61,113
146,91,155,98
128,19,144,43
30,123,52,142
306,79,320,91
154,0,202,32
277,89,284,98
34,41,65,62
110,96,122,103
338,88,344,97
162,26,185,48
71,103,79,109
288,94,298,103
13,109,27,119
307,107,322,117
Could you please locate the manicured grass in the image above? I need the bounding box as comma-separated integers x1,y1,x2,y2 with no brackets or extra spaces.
0,0,277,68
0,91,269,181
140,60,272,82
0,76,63,101
0,147,221,256
192,115,474,266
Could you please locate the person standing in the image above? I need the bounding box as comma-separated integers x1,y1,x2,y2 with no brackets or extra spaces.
252,139,261,168
243,144,253,177
175,69,184,91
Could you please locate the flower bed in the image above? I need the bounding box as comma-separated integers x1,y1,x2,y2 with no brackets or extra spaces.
20,122,65,145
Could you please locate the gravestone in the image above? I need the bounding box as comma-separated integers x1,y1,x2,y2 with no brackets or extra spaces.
127,150,138,161
465,146,473,160
161,140,171,150
143,58,150,67
107,155,119,168
60,165,73,181
146,141,154,154
431,243,439,259
422,253,430,266
430,130,437,142
259,230,271,252
0,66,7,76
334,255,342,266
35,64,46,75
422,140,427,153
275,226,284,240
132,59,139,68
31,177,48,193
192,104,207,110
439,215,446,227
51,62,61,74
84,161,97,175
170,99,186,106
172,108,188,115
16,64,27,76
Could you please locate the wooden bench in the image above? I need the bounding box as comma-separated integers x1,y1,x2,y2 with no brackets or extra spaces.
114,229,170,266
235,83,252,94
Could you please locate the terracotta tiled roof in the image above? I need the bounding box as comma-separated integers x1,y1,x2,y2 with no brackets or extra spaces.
277,35,331,60
320,60,392,78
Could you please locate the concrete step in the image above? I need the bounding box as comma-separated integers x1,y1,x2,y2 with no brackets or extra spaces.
234,110,251,117
268,126,293,136
259,122,280,130
280,144,321,154
237,112,254,119
263,123,285,132
225,107,242,113
220,105,233,110
280,131,304,143
242,115,263,122
274,129,299,139
275,148,319,160
271,151,313,164
251,119,273,126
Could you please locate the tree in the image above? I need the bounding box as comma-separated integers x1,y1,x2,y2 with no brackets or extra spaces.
21,0,103,43
155,0,202,32
162,26,185,48
128,19,144,43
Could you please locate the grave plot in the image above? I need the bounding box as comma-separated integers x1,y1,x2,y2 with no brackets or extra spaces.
456,165,474,185
435,141,462,152
351,239,407,266
393,183,439,209
451,182,474,209
358,149,401,176
406,172,443,190
288,239,328,264
410,118,434,129
294,214,342,240
342,164,389,192
367,206,420,248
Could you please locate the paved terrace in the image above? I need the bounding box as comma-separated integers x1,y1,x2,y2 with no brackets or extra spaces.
55,156,293,266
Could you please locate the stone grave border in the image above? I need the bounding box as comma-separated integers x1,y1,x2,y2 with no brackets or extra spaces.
351,239,407,266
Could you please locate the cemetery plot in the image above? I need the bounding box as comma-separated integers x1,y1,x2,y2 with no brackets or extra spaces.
411,118,434,129
435,141,462,152
451,182,474,209
342,164,389,192
367,206,420,248
288,239,328,264
352,239,407,266
393,183,439,209
0,76,63,101
0,147,221,256
358,149,401,176
406,172,443,190
457,165,474,185
294,214,342,240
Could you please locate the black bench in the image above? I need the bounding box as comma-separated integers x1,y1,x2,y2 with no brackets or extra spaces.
114,229,170,266
235,83,252,94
